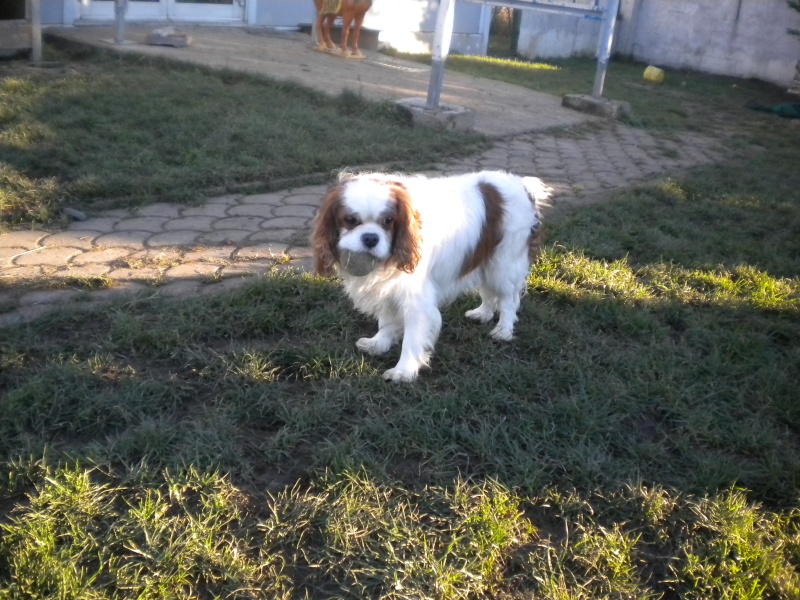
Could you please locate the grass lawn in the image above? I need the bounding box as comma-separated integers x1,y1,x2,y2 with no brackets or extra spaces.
0,43,486,230
1,47,800,598
391,52,792,133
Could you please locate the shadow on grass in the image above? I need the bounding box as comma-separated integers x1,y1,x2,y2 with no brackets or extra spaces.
2,141,799,596
0,265,798,598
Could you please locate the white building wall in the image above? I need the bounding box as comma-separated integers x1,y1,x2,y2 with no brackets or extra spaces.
517,0,800,87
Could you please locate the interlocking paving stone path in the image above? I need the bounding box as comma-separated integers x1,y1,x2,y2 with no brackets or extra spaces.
0,121,728,326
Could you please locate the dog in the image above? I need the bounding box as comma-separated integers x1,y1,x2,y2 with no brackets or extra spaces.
313,0,373,58
311,171,549,382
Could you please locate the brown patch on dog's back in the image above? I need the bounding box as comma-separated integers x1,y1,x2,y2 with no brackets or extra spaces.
460,182,505,277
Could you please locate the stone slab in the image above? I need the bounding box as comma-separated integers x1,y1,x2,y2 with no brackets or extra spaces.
562,94,632,120
395,97,476,132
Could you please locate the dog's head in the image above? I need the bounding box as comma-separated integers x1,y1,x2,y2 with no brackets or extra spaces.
312,177,422,277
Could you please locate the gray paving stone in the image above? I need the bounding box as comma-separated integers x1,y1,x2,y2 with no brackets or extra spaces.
0,230,48,249
146,230,202,247
240,192,286,206
75,217,121,234
182,246,236,263
220,260,274,278
272,204,317,218
181,203,231,218
205,194,242,205
286,246,313,259
283,192,324,206
135,203,183,218
15,246,83,266
125,248,184,264
39,230,99,249
248,229,301,244
70,248,131,267
212,216,264,231
65,263,112,278
156,280,203,298
227,204,275,218
260,216,309,230
1,246,28,265
107,267,163,281
94,231,152,248
97,209,130,218
235,243,288,259
1,265,44,282
198,230,252,244
163,216,216,231
115,216,167,232
165,262,221,280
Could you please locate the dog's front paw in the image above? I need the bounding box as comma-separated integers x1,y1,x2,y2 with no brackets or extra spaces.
356,336,392,356
490,325,514,341
465,305,495,323
382,367,419,383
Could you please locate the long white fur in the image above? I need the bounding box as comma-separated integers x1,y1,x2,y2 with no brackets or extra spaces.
331,170,548,382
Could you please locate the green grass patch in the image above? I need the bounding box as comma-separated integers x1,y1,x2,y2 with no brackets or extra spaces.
0,45,486,229
1,130,799,595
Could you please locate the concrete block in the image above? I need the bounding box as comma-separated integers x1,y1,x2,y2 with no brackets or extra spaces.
146,27,191,48
561,94,631,120
395,97,475,132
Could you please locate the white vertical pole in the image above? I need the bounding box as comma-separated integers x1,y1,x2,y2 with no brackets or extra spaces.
114,0,127,45
592,0,620,97
30,0,42,63
426,0,456,109
478,3,491,56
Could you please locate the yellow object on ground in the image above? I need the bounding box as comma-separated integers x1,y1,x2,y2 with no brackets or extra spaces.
644,66,665,84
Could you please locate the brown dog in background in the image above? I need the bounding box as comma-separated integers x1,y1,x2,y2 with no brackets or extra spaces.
313,0,373,58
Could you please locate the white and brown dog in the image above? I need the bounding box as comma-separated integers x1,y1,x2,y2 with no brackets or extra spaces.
312,171,549,382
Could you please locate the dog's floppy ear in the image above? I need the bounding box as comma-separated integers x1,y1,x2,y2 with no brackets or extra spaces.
389,182,422,274
312,185,344,276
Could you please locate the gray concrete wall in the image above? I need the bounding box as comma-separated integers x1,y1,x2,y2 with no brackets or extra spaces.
517,0,800,86
254,0,314,27
41,0,64,24
517,10,602,59
617,0,800,85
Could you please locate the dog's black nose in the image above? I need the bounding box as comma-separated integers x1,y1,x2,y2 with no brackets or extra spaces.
361,233,380,249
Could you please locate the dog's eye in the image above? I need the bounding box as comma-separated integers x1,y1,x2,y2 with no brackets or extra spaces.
344,215,360,227
383,216,394,227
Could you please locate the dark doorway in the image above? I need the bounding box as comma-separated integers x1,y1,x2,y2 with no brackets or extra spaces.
488,6,521,57
0,0,26,20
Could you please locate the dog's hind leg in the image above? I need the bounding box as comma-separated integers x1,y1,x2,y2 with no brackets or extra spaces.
485,245,530,341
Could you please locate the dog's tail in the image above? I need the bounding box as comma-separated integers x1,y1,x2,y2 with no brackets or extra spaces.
522,177,551,263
